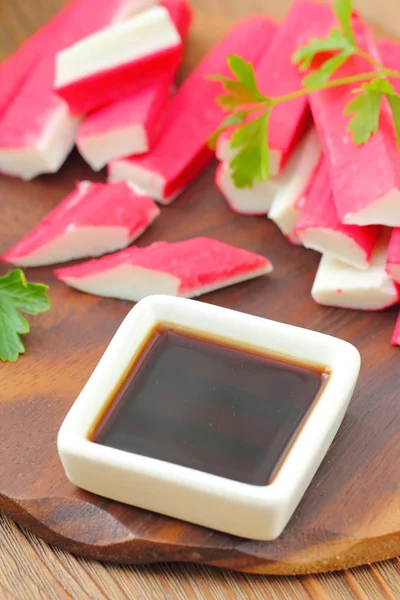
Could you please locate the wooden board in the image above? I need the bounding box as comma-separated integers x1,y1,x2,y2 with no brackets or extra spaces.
1,10,400,577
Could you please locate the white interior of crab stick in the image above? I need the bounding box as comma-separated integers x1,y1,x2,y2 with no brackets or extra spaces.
2,181,159,267
310,17,400,227
55,5,184,114
215,163,280,216
54,238,273,301
108,16,278,204
268,127,321,244
312,231,399,310
295,159,381,270
215,2,333,178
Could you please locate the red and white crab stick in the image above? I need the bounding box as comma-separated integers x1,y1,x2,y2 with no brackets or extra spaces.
54,237,273,301
311,231,399,310
309,16,400,227
76,0,191,171
391,312,400,346
268,128,321,243
108,15,277,204
55,0,192,115
2,182,159,267
295,159,381,269
0,0,158,180
216,1,333,176
386,228,400,283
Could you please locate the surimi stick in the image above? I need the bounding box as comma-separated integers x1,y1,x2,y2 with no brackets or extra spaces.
54,237,273,301
76,0,192,171
0,0,158,180
268,128,321,244
386,228,400,283
0,0,158,123
215,163,279,215
55,1,192,115
295,159,381,269
311,231,399,310
391,312,400,346
216,1,333,176
378,39,400,94
309,16,400,227
2,182,159,267
108,16,278,204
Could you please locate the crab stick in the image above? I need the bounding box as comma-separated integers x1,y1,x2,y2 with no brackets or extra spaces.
386,228,400,283
215,163,279,215
295,159,381,269
54,237,272,301
2,182,159,267
268,128,321,244
0,0,158,180
108,16,278,203
217,1,333,176
0,0,157,123
309,17,400,227
391,312,400,346
76,0,192,171
378,39,400,93
55,1,192,115
311,231,399,310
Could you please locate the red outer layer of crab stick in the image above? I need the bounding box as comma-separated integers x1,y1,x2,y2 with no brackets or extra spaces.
0,0,158,180
268,128,321,244
386,228,400,283
309,16,400,227
295,159,381,270
2,182,160,267
311,231,400,310
378,39,400,94
54,237,273,301
55,0,192,115
108,16,278,203
391,312,400,346
217,1,333,176
0,0,157,122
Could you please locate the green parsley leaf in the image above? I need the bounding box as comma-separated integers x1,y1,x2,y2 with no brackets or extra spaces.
0,269,50,362
229,113,270,187
387,95,400,145
363,77,396,95
344,86,382,144
293,29,354,71
208,111,248,150
227,55,265,101
334,0,356,45
303,52,351,88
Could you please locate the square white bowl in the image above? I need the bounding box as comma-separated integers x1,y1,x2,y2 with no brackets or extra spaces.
57,296,361,540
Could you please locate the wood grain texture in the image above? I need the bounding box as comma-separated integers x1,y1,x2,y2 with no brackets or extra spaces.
1,0,400,593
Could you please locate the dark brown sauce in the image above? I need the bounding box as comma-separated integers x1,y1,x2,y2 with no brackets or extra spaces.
90,324,330,486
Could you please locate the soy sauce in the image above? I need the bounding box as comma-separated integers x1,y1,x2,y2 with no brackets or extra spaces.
91,324,329,486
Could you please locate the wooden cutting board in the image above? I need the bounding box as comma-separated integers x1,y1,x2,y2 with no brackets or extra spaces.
1,11,400,576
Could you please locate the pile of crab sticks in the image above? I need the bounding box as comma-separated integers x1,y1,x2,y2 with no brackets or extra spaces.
2,0,400,345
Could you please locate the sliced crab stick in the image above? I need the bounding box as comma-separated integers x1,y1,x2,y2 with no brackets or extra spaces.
378,39,400,93
216,1,333,176
295,159,381,269
215,163,279,215
0,0,157,122
268,128,321,244
0,0,157,180
311,232,399,310
391,312,400,346
2,181,159,267
76,0,192,171
309,17,400,227
386,228,400,283
55,0,192,115
108,16,278,203
54,237,273,301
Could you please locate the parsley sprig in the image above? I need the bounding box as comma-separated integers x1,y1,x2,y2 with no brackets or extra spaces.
0,269,50,362
209,0,400,188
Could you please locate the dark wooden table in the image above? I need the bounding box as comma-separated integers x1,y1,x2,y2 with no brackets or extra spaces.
2,0,400,598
